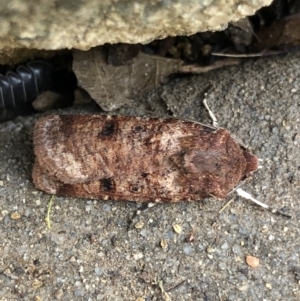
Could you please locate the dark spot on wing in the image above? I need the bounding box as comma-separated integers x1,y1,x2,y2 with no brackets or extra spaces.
134,125,143,132
98,121,116,137
100,178,115,191
129,183,143,194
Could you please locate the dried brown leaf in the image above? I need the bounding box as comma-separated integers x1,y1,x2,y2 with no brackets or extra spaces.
73,47,182,111
256,15,300,51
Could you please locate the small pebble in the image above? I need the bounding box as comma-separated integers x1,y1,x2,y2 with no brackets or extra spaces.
102,204,111,212
218,262,227,270
0,274,11,286
32,91,61,111
246,255,259,268
206,246,215,253
232,244,243,256
265,283,272,290
185,232,195,243
164,230,174,239
221,242,229,250
238,283,249,292
173,224,182,234
54,289,64,300
183,245,194,256
268,235,275,241
133,252,144,260
135,221,144,229
160,238,168,249
140,229,148,237
32,279,43,289
95,267,103,276
74,289,84,297
11,212,21,220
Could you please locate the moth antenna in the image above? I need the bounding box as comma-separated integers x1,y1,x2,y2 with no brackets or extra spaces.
236,188,292,218
236,188,268,209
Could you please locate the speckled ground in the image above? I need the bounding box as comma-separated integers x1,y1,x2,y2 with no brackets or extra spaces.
1,53,300,301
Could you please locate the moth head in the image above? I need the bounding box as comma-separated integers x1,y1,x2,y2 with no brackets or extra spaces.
241,149,258,178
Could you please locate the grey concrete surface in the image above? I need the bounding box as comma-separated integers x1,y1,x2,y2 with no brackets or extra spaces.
1,53,300,301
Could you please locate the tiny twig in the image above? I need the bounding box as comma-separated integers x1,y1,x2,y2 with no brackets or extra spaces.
156,279,171,301
167,280,186,293
178,58,240,74
45,195,55,229
218,198,234,214
211,50,289,58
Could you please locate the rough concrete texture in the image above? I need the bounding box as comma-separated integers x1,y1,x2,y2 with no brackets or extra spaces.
0,0,271,50
1,53,300,301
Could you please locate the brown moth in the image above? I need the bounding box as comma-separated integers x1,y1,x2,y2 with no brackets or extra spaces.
32,115,258,202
